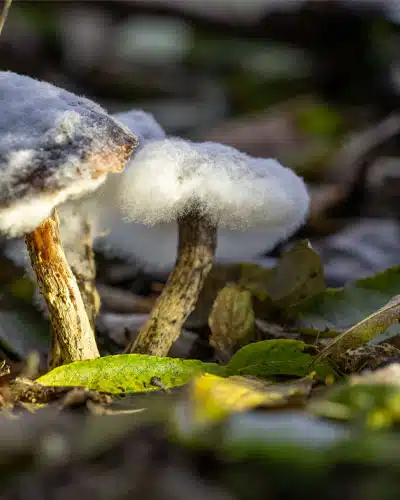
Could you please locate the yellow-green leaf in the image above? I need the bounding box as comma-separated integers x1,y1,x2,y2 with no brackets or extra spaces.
190,373,275,424
36,354,224,394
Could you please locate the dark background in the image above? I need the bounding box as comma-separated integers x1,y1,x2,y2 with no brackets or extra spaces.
1,0,400,289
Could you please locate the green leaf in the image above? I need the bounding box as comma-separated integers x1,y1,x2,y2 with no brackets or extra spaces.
289,266,400,339
315,295,400,361
241,241,325,320
208,284,255,356
36,354,224,394
192,263,244,325
195,243,324,325
237,262,274,301
263,240,325,308
36,341,336,395
226,339,335,380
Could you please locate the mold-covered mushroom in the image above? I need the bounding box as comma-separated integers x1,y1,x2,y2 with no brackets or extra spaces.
119,138,309,355
0,71,137,366
88,112,299,274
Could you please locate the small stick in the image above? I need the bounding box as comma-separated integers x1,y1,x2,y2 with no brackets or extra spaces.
0,0,12,36
25,209,100,367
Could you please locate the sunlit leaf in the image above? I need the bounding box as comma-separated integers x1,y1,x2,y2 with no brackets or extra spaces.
190,373,274,424
37,354,224,394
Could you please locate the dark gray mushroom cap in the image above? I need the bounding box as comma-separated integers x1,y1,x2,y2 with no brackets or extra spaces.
0,71,137,236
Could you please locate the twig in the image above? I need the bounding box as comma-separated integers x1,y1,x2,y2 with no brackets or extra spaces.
325,113,400,186
0,0,12,36
323,113,400,216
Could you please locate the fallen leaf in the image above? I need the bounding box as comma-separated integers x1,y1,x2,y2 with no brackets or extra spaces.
190,373,275,424
208,284,255,358
335,344,400,374
226,339,335,380
289,266,400,341
36,354,224,394
264,241,325,309
189,372,315,426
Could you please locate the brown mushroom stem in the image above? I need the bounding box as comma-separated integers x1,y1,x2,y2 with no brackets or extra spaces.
128,212,217,356
25,209,100,367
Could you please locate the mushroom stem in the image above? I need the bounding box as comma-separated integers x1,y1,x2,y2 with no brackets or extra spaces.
25,209,100,367
128,212,217,356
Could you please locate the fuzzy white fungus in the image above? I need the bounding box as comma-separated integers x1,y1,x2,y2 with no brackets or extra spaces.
119,138,309,231
88,109,167,255
0,71,135,237
91,126,309,272
4,111,309,279
91,221,294,273
0,176,105,237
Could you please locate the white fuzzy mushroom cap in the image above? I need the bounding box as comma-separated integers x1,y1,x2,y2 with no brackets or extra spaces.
119,139,309,233
0,71,137,237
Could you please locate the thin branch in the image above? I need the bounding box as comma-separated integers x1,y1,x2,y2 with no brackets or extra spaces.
0,0,12,36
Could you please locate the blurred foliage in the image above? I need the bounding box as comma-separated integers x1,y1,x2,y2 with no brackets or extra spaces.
289,266,400,338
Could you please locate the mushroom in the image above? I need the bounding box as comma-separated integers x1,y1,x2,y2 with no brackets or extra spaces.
0,110,163,319
57,110,166,324
0,71,137,366
4,109,289,278
119,138,309,355
87,112,297,275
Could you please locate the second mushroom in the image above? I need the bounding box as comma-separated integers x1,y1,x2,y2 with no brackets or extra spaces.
119,139,309,356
